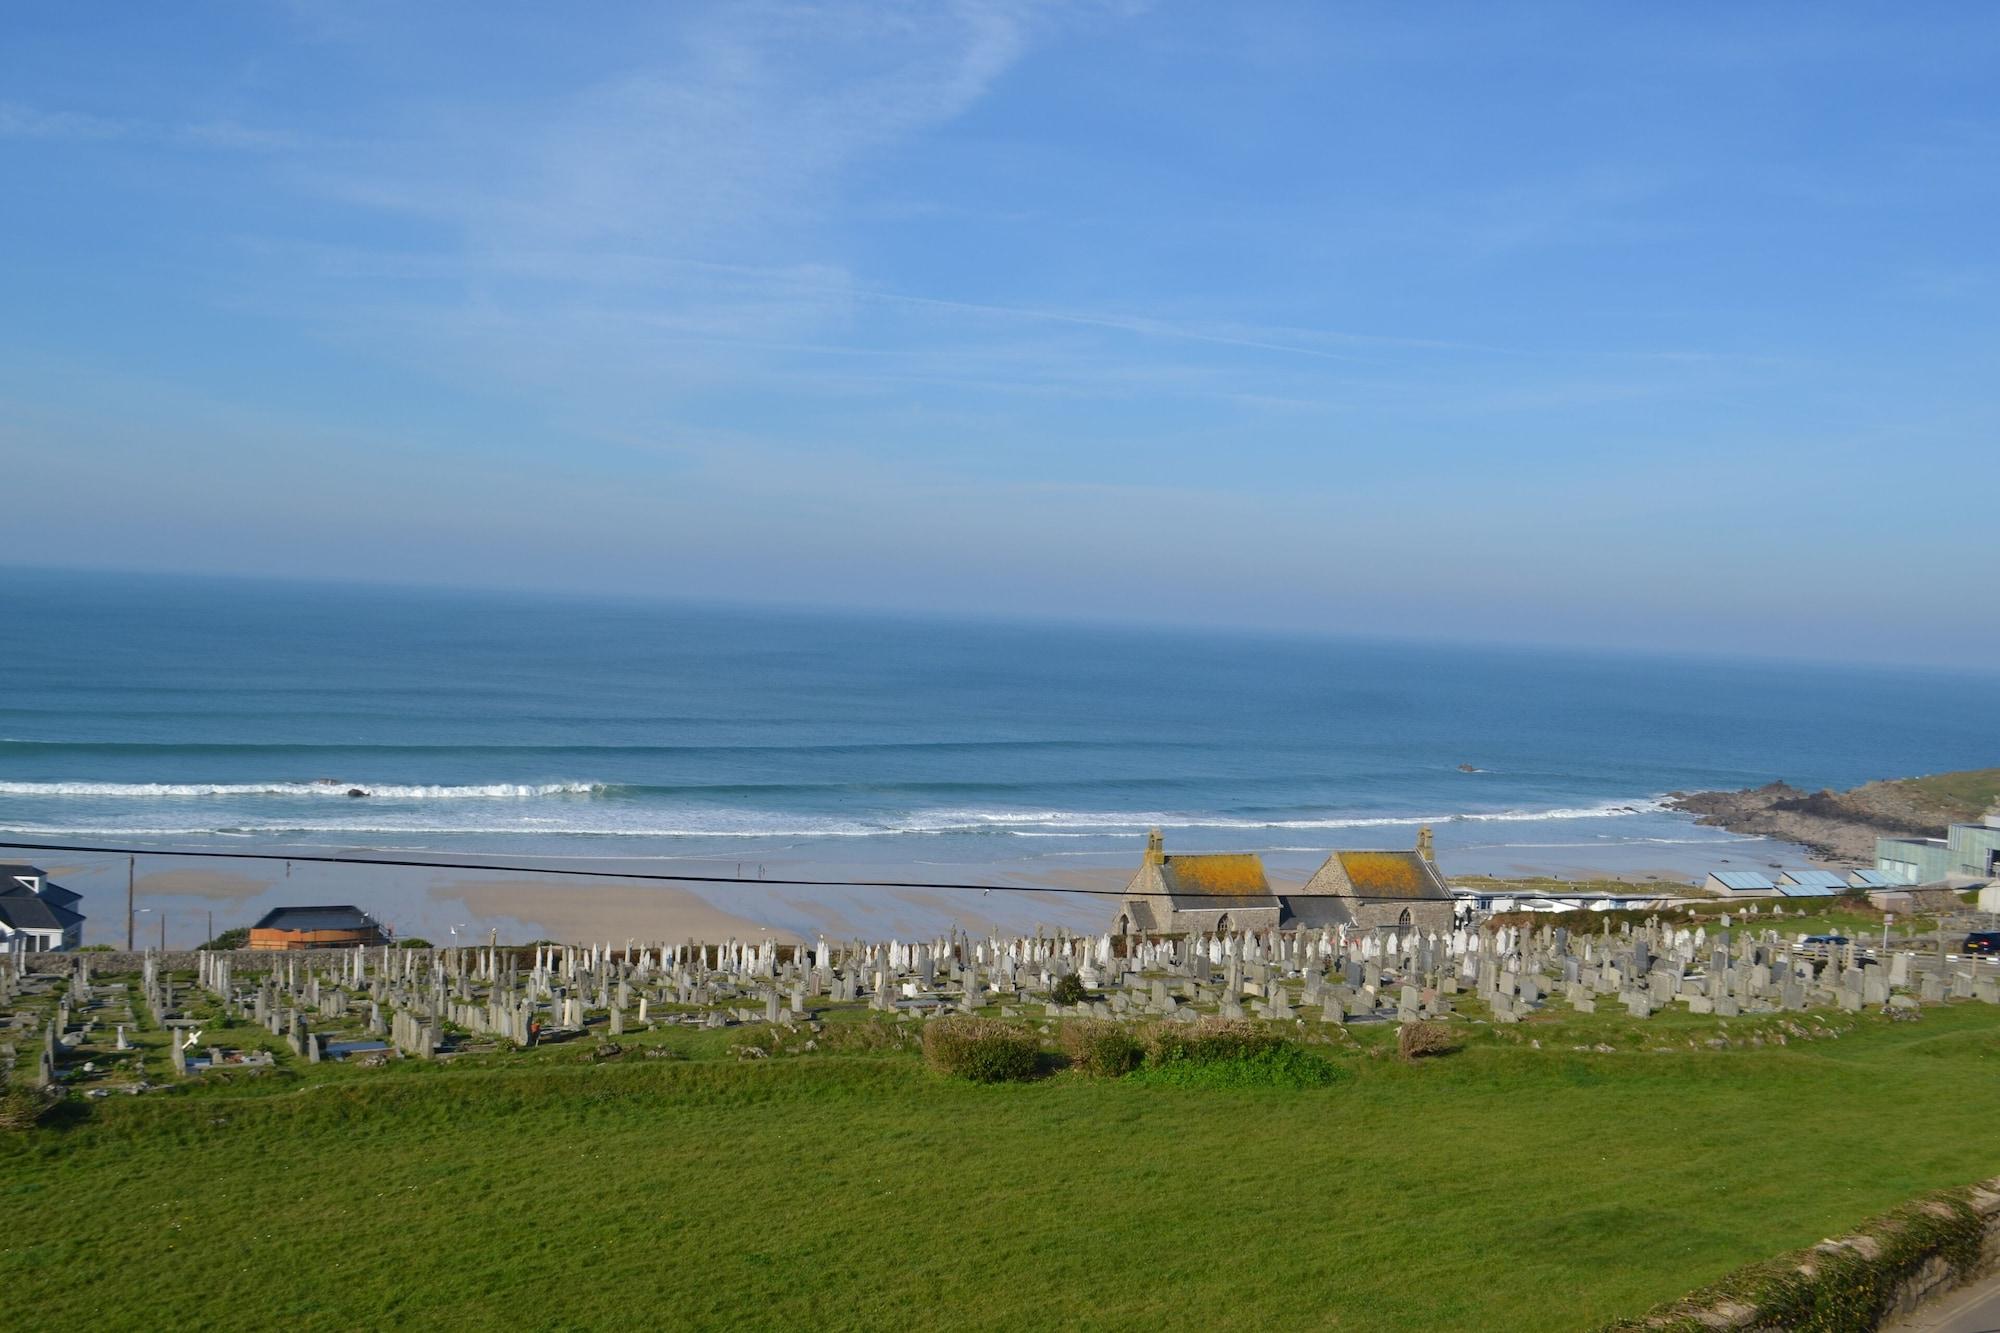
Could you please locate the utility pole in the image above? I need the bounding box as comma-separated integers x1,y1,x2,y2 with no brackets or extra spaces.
206,910,213,946
126,856,135,951
159,912,166,952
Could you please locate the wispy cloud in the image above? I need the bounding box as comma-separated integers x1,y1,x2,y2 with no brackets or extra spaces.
300,1,1048,248
0,101,299,152
0,102,128,142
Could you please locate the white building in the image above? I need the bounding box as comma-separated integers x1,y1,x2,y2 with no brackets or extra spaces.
0,863,85,953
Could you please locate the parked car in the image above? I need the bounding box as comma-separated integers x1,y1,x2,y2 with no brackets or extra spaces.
1803,933,1849,946
1962,931,2000,956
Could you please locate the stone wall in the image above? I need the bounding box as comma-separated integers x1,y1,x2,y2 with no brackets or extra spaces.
1600,1175,2000,1330
26,947,420,975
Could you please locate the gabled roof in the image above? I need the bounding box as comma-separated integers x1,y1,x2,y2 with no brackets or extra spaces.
252,905,383,933
0,884,84,933
1778,869,1846,889
1847,869,1892,888
1300,849,1453,902
1335,850,1449,899
0,864,80,907
1707,871,1776,891
1159,854,1279,910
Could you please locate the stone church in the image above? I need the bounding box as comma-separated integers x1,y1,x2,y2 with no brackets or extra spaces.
1114,827,1456,937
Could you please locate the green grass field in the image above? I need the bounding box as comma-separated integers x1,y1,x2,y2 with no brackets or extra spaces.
1889,768,2000,823
8,1001,2000,1331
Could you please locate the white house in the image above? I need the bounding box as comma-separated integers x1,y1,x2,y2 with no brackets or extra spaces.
0,864,85,953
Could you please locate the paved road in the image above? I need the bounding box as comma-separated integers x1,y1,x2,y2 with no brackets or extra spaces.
1883,1274,2000,1333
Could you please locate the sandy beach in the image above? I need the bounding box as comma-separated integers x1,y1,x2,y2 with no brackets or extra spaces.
428,877,799,945
14,819,1827,949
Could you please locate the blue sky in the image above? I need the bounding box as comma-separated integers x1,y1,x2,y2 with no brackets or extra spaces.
3,3,1997,665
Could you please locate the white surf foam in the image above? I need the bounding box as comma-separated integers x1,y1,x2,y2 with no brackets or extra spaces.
900,797,1668,833
0,796,1673,841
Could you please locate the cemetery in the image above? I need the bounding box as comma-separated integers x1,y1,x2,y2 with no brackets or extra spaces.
5,909,2000,1329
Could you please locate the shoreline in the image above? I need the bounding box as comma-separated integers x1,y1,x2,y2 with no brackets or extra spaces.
24,811,1830,947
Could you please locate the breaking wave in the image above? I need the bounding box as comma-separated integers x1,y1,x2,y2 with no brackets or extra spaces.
918,798,1667,833
0,796,1672,841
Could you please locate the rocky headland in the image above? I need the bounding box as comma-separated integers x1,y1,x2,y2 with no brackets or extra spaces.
1667,768,2000,865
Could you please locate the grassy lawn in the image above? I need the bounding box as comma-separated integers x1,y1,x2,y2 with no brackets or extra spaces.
8,1003,2000,1332
1485,896,1955,947
1891,768,2000,823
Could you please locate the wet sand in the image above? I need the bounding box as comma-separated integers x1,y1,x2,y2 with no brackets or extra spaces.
429,878,800,945
134,868,271,901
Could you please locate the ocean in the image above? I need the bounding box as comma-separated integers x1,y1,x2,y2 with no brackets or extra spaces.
3,567,1996,941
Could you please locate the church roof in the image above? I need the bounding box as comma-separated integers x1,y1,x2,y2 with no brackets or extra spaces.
1337,851,1446,898
1163,854,1268,896
1162,854,1281,910
1124,852,1281,911
1124,830,1467,928
1301,849,1453,901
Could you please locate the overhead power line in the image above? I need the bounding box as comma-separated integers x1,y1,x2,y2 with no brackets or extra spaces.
0,837,1571,906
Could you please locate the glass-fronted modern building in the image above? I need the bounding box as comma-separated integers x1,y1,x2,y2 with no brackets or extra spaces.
1876,808,2000,885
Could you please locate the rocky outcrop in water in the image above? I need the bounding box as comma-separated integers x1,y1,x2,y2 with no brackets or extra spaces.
1667,771,1996,865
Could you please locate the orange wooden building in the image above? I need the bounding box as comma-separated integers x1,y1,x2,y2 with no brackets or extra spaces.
248,905,388,950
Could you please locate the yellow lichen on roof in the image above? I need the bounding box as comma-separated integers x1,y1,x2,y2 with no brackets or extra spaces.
1164,853,1269,895
1337,851,1427,896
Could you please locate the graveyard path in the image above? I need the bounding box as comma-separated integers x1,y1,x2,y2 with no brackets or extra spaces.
1883,1273,2000,1333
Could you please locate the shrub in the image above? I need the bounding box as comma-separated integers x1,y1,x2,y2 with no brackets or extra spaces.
76,944,114,953
1397,1020,1457,1062
1597,1192,1986,1332
1060,1020,1143,1076
1145,1018,1281,1066
1051,974,1087,1006
921,1018,1041,1083
1134,1018,1342,1089
397,937,434,949
200,927,249,950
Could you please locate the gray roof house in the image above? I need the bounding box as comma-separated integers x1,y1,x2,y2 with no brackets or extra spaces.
0,864,85,953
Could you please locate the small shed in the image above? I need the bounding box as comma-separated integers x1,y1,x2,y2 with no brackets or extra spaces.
249,905,388,951
1704,871,1776,896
